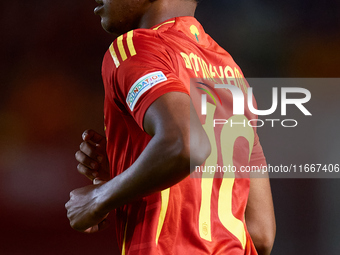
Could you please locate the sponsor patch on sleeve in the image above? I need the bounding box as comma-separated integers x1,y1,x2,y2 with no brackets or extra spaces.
126,71,167,111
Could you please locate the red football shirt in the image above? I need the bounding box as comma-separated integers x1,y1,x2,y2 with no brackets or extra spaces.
102,16,266,255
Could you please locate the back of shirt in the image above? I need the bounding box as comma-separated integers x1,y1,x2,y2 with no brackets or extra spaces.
102,16,266,255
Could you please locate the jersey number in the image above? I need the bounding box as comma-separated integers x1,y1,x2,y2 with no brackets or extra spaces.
198,103,254,249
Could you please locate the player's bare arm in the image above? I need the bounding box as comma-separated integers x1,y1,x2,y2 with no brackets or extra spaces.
66,92,210,232
245,173,276,255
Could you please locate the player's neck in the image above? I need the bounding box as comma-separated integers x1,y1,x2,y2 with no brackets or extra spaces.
138,1,197,29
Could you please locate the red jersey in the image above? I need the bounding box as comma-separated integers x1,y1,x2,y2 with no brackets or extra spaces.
102,16,266,255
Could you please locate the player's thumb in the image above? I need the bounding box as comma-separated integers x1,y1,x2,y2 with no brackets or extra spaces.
93,178,106,185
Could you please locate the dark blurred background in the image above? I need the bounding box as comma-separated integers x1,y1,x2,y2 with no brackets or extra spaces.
1,0,339,254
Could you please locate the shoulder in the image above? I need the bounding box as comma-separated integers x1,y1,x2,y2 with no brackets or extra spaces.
104,29,171,69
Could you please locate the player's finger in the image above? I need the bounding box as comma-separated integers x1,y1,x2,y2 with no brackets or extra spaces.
82,129,106,145
79,141,104,163
75,150,99,170
77,163,98,180
83,219,110,234
84,225,98,234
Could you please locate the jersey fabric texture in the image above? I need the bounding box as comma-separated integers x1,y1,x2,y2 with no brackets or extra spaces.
101,16,266,255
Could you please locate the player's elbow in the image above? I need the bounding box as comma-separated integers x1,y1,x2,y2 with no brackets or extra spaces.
181,127,211,172
191,133,211,170
252,229,276,255
255,238,275,255
169,129,210,174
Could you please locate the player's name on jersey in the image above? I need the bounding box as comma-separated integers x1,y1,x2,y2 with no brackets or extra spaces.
180,51,247,93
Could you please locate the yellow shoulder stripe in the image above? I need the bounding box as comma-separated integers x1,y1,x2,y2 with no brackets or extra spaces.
127,31,136,57
109,43,120,68
109,31,137,68
117,35,127,61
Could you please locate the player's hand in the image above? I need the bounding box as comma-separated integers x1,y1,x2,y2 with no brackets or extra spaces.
75,129,110,182
66,179,109,233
